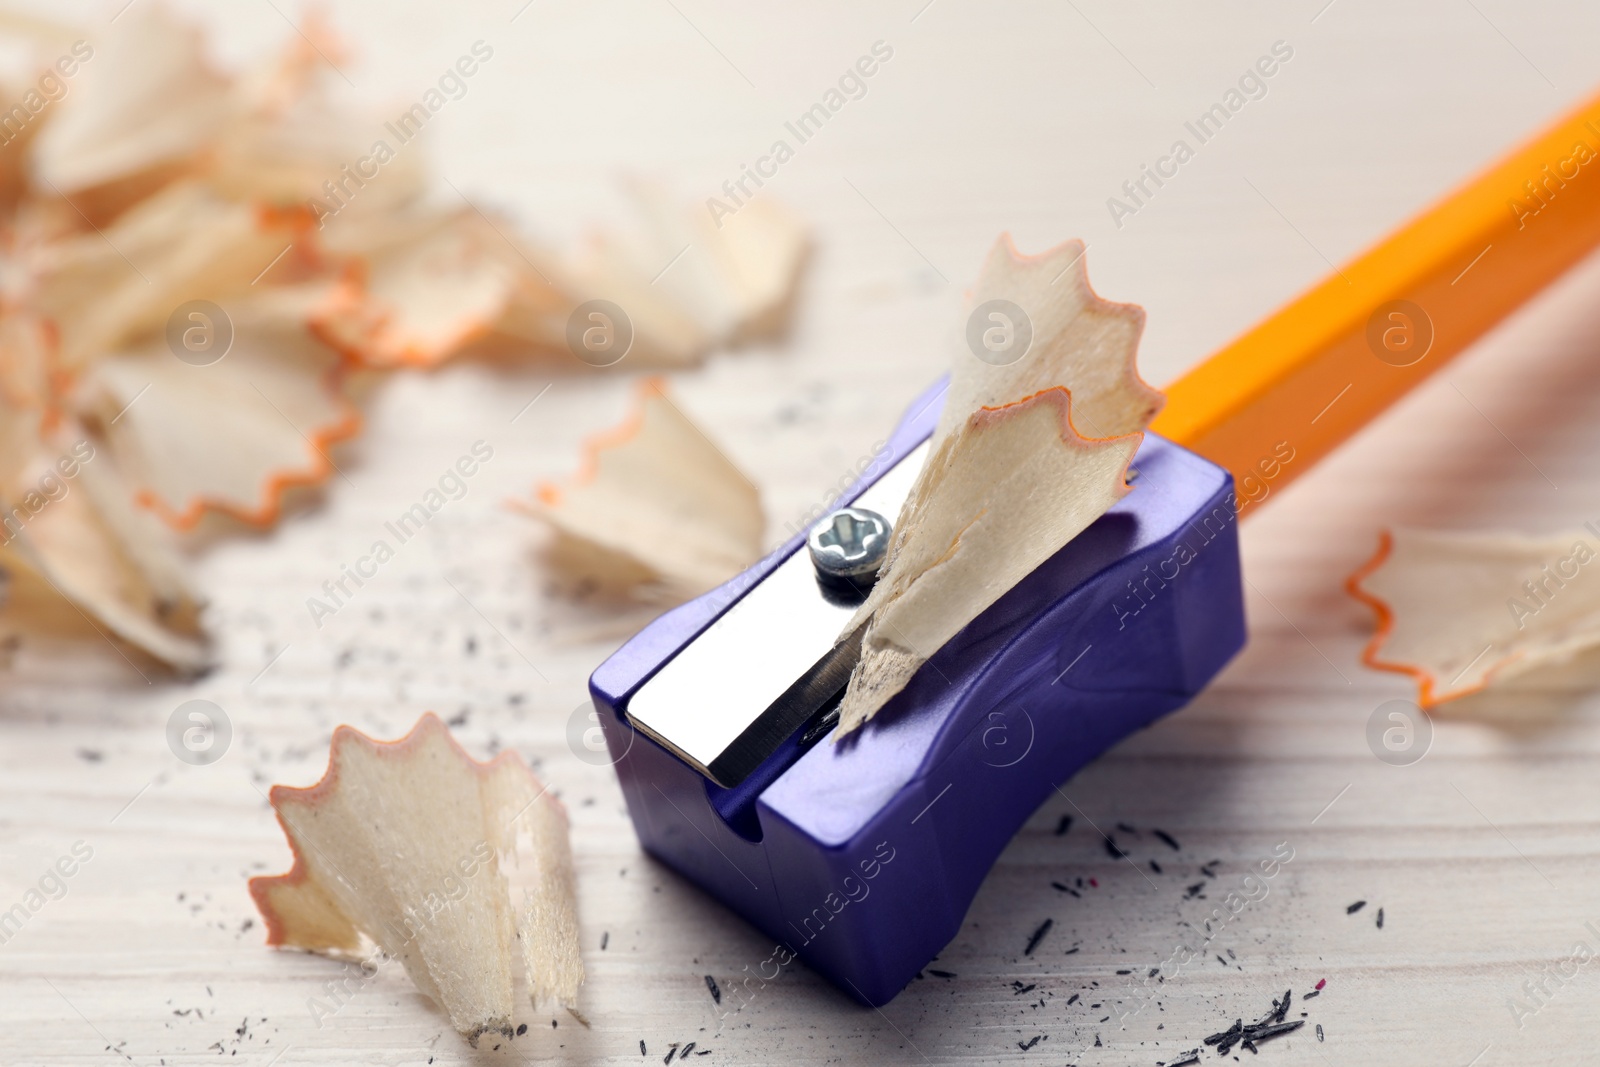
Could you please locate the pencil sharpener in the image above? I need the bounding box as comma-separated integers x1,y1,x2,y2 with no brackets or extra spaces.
589,379,1246,1007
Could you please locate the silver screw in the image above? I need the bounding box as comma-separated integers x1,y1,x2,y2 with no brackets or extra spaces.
807,507,892,588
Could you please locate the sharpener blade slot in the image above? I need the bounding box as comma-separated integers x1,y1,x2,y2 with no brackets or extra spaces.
625,442,929,787
705,626,862,786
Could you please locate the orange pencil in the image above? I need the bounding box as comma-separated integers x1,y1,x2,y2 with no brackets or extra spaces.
1153,87,1600,508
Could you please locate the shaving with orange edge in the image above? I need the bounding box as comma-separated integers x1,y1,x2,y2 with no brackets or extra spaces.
1348,526,1600,707
518,378,765,604
835,237,1164,734
250,713,583,1046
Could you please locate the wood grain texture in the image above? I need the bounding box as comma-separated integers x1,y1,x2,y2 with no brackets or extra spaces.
3,2,1600,1065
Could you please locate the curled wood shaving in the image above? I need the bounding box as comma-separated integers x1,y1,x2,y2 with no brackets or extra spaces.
836,237,1161,733
1349,526,1600,705
518,378,764,603
249,713,583,1045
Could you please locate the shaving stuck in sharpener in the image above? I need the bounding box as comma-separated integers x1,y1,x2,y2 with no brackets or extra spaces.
589,378,1245,1006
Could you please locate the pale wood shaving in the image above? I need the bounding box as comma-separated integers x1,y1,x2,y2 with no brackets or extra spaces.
1350,526,1600,706
519,379,765,604
837,239,1160,732
250,713,584,1045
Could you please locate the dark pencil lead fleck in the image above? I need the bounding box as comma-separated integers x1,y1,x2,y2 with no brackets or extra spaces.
1204,996,1306,1056
1253,1021,1304,1043
1204,1019,1243,1047
1150,860,1163,874
1153,829,1181,851
1116,822,1137,834
1376,907,1384,929
1346,900,1366,915
1104,836,1127,859
928,969,956,978
703,975,720,1004
1068,994,1079,1005
1216,955,1227,967
640,1040,647,1056
1018,1035,1041,1051
1054,814,1073,836
1302,990,1319,1000
1024,919,1053,956
1316,1024,1324,1042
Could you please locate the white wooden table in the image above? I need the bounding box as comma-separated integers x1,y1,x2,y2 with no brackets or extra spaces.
4,1,1600,1064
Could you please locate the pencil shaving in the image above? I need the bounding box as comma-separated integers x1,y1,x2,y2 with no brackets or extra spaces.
938,235,1162,443
0,426,209,671
80,295,360,529
1349,526,1600,706
560,180,807,365
521,379,764,603
249,713,583,1045
32,8,229,218
836,237,1160,733
311,210,529,368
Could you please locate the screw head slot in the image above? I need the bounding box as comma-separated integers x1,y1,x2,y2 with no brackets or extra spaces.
807,506,892,591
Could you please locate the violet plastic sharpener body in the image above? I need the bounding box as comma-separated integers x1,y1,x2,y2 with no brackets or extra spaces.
588,379,1247,1007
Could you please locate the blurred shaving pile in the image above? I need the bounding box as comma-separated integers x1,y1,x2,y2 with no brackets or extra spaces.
0,7,805,671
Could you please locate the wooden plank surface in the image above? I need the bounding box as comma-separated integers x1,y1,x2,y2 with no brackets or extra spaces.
3,2,1600,1065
